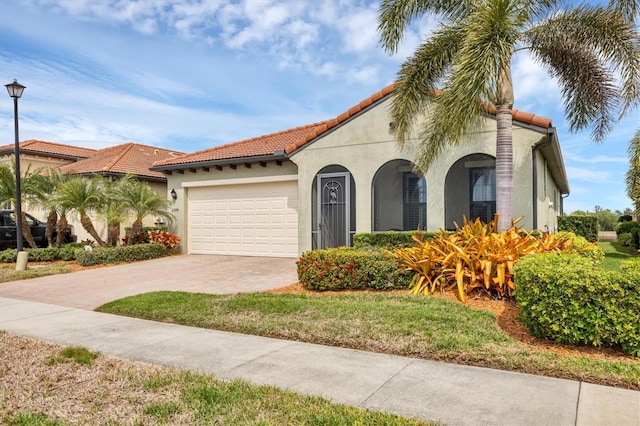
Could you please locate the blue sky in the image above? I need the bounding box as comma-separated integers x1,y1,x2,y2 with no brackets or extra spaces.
0,0,637,214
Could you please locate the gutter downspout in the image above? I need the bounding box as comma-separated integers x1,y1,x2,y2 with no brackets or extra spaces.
532,136,553,230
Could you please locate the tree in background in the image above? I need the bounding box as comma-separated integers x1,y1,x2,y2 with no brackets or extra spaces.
378,0,640,231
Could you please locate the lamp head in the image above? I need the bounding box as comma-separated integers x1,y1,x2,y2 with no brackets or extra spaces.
5,79,26,99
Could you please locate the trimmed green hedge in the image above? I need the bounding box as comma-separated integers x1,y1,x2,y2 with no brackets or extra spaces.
297,247,411,291
353,231,438,249
615,221,640,248
557,216,599,242
0,245,81,263
76,243,170,266
515,253,640,356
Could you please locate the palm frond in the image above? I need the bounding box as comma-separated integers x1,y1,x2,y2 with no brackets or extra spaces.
378,0,473,53
390,23,464,149
608,0,640,23
626,128,640,215
525,5,640,140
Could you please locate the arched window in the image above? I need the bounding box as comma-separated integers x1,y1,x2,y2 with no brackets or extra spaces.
372,160,426,231
444,154,495,229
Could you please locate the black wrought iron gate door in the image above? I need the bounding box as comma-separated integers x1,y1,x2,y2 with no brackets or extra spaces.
317,173,350,249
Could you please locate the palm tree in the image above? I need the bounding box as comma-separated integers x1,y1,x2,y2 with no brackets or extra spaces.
33,168,71,247
378,0,640,231
52,175,106,246
99,175,136,246
0,161,45,249
115,179,173,241
626,129,640,219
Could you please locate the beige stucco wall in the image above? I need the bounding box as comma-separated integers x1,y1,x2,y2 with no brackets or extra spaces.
164,161,298,251
534,152,561,233
290,97,549,253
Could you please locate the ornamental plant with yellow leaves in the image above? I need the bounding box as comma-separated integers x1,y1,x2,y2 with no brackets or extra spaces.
393,216,594,303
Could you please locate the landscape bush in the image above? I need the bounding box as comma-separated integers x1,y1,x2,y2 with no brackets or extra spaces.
76,243,170,266
353,231,430,249
615,221,639,236
0,245,81,263
393,216,589,302
297,247,411,291
557,215,599,242
148,230,181,250
515,253,640,357
555,231,604,264
618,232,634,247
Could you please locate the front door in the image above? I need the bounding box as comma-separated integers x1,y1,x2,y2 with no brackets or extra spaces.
317,172,350,248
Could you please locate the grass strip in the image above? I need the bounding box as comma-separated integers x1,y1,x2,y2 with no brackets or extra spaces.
599,241,637,270
97,291,640,390
0,265,71,283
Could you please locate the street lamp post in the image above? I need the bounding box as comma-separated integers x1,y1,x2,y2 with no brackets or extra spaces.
5,79,27,268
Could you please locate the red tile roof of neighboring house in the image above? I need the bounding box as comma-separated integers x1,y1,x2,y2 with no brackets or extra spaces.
0,139,96,159
58,143,184,180
153,84,553,168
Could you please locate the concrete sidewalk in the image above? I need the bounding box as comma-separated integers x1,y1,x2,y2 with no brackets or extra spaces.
1,296,638,425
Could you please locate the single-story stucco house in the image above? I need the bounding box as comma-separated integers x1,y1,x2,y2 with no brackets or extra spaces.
151,85,569,258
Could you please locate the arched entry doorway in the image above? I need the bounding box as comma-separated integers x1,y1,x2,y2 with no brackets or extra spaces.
311,165,356,249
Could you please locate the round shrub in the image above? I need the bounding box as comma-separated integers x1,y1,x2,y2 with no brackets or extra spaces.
615,221,639,236
515,252,640,356
297,247,411,291
618,232,634,247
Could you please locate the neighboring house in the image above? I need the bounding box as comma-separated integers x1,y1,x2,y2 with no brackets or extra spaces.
0,140,183,243
151,85,569,258
0,139,96,170
56,142,184,242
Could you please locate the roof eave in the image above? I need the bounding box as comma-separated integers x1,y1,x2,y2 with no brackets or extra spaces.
73,171,168,183
536,127,570,195
150,151,289,172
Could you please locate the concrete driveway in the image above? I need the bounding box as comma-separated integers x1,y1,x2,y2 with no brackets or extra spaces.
0,255,298,310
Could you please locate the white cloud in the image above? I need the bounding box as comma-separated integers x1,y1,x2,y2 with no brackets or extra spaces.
565,166,618,184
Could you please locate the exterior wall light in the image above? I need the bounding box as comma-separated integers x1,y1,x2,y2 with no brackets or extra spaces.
171,188,177,200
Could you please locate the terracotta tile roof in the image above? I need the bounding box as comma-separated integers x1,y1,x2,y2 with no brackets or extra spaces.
58,143,184,180
153,84,553,168
0,139,96,159
152,122,330,167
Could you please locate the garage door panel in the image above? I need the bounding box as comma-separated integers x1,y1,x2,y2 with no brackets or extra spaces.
188,181,298,257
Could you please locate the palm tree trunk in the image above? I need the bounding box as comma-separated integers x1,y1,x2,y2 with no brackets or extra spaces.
131,219,143,238
46,210,57,247
56,215,69,247
495,103,513,232
108,223,120,246
80,212,106,246
20,211,38,249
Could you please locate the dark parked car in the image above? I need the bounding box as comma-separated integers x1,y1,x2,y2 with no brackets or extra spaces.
0,210,77,250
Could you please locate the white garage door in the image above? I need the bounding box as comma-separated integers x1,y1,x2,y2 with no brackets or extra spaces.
188,180,298,257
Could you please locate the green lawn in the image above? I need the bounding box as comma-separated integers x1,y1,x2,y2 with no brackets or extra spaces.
599,241,638,270
97,291,640,390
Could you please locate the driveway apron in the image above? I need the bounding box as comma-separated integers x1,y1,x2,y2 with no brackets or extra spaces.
0,255,298,310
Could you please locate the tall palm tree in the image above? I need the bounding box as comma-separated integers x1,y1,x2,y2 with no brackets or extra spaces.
0,161,45,249
626,129,640,218
115,179,173,240
378,0,640,231
52,175,106,246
